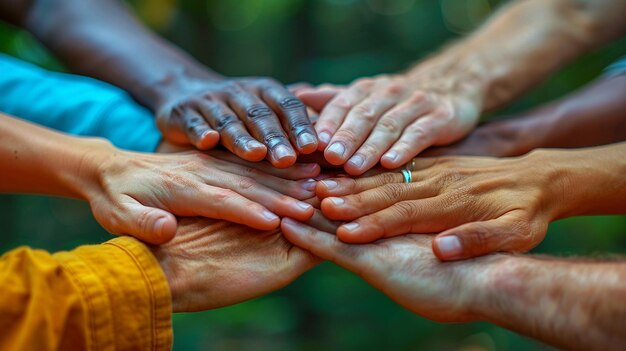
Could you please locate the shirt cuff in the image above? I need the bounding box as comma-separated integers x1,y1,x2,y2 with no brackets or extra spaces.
54,237,172,351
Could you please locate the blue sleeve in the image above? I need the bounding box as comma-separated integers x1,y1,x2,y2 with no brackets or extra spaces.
0,54,161,153
603,55,626,78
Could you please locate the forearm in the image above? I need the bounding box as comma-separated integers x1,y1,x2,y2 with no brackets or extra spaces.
408,0,626,111
479,255,626,351
536,143,626,218
489,74,626,155
22,0,220,110
0,113,113,198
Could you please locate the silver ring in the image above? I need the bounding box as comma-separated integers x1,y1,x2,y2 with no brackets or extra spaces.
404,158,416,171
401,169,413,183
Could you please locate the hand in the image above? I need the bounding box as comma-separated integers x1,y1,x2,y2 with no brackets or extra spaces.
297,72,482,175
157,77,318,168
151,218,320,312
85,144,319,244
421,119,531,158
281,219,502,322
316,151,566,260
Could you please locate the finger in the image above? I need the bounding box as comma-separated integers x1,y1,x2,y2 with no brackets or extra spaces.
315,172,404,198
206,156,319,200
161,106,220,150
228,90,297,168
344,93,433,175
325,96,396,166
314,81,372,149
433,211,539,261
192,184,282,230
198,173,315,222
206,150,321,180
296,87,341,113
261,84,318,154
105,197,178,244
304,208,341,233
381,112,450,169
286,82,314,95
336,198,447,244
198,101,267,161
281,218,365,272
320,181,437,221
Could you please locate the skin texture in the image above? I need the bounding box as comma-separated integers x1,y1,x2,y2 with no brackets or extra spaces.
281,220,626,351
423,75,626,158
151,218,320,312
0,0,318,167
0,113,318,244
296,0,626,174
316,143,626,260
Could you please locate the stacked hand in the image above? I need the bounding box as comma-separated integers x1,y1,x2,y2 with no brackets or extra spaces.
280,219,502,322
150,218,320,312
314,151,566,260
157,77,318,168
296,69,482,175
85,144,319,244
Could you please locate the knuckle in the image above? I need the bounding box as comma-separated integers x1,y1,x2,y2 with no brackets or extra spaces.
246,105,275,120
237,176,258,190
222,81,245,95
393,201,419,219
468,225,494,253
379,116,400,134
353,77,375,89
384,81,405,95
136,209,154,235
381,183,406,201
408,91,428,104
379,172,400,185
213,188,236,201
214,114,241,132
333,128,358,142
331,96,353,110
256,77,278,87
354,104,378,122
279,96,305,110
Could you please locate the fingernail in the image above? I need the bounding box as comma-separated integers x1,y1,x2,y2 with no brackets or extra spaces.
296,201,313,211
262,210,279,221
327,142,346,157
154,217,167,235
319,131,331,144
342,222,360,231
273,144,295,160
297,132,317,149
348,154,365,168
436,236,463,258
383,151,399,162
300,179,317,192
328,197,345,205
321,179,338,190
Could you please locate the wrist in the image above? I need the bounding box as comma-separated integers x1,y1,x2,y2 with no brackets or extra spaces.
517,148,585,221
150,245,184,312
476,255,535,323
147,66,224,111
72,138,120,202
458,254,514,321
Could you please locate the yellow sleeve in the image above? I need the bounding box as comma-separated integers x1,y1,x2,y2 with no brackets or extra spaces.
0,237,172,351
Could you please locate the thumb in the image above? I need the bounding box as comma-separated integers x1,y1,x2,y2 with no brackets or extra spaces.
432,214,538,261
296,88,341,113
96,199,178,244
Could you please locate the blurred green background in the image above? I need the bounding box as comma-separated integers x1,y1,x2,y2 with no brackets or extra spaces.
1,0,625,350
